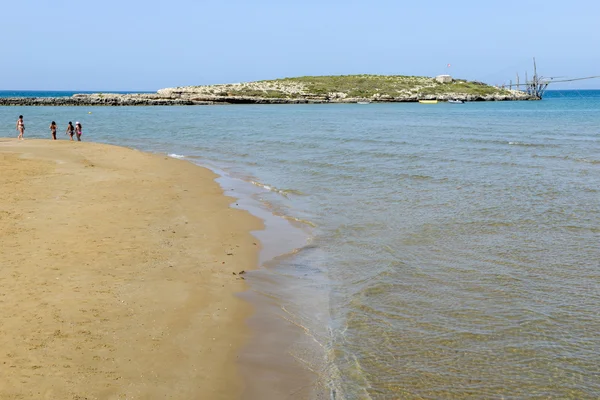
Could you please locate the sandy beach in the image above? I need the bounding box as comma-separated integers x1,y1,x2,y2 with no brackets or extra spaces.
0,139,262,399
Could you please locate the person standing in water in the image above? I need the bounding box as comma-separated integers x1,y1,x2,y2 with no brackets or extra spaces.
66,121,75,141
49,121,57,140
16,115,25,140
75,122,82,141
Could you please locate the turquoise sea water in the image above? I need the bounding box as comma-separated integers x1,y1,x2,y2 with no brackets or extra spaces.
1,91,599,398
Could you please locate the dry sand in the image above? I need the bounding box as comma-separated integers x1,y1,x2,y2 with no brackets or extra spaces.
0,139,263,399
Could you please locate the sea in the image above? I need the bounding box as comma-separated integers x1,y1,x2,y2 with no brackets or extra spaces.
1,90,599,399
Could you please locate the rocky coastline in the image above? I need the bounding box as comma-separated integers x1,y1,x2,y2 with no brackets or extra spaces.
0,75,539,106
0,92,537,106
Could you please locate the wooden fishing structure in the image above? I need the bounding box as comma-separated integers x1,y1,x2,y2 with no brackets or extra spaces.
509,58,600,99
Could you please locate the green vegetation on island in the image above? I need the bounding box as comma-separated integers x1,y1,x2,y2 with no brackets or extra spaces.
269,75,512,97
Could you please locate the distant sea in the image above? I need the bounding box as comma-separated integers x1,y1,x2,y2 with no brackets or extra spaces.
1,90,599,399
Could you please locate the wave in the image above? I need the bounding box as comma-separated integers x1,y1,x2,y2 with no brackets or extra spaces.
459,138,560,148
284,215,317,228
250,180,305,197
532,154,600,164
167,153,186,159
398,173,436,181
574,157,600,165
508,141,558,148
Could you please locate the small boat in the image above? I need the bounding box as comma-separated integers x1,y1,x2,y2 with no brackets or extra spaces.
448,99,464,104
357,101,371,104
418,100,438,104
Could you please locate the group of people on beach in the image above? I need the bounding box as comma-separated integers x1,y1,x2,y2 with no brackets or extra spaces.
16,115,83,141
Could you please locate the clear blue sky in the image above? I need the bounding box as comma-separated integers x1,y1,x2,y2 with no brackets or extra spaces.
3,0,599,90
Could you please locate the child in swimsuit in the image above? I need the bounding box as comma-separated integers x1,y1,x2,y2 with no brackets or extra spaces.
50,121,57,140
66,121,75,141
75,122,82,141
16,115,25,140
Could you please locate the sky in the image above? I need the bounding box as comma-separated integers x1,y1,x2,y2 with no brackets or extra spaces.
2,0,599,90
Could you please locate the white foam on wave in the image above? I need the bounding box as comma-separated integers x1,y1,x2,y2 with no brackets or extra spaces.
250,180,304,198
251,180,273,191
250,180,289,197
168,153,185,159
508,141,553,148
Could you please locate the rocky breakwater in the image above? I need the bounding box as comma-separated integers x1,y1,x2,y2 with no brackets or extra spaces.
0,93,214,106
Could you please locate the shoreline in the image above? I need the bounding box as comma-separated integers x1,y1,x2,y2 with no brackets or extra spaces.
0,139,263,398
211,172,330,399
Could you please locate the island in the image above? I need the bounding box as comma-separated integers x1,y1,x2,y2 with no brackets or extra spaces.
0,75,537,106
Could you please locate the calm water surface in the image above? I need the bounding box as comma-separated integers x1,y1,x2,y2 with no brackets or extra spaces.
1,91,599,398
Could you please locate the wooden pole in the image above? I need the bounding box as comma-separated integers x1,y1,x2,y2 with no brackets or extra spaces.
533,57,539,98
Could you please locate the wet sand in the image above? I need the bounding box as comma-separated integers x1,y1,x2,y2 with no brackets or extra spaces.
0,139,262,399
